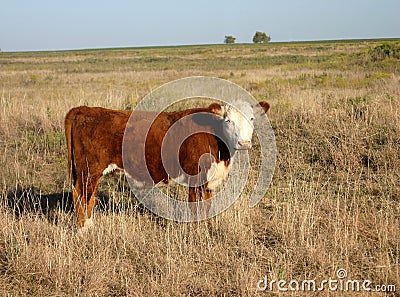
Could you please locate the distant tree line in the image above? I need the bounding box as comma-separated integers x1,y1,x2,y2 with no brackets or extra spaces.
224,31,271,44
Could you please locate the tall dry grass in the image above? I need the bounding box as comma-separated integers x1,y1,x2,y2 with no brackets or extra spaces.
0,41,399,296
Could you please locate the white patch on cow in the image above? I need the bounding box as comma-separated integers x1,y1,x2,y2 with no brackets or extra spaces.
207,161,231,191
102,163,120,175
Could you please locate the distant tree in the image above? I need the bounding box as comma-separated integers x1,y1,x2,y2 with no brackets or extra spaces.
224,35,236,44
252,31,271,44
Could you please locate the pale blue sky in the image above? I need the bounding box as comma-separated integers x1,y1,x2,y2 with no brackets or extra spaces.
1,0,399,51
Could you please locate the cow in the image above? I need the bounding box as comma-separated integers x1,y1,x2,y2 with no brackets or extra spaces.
65,99,270,229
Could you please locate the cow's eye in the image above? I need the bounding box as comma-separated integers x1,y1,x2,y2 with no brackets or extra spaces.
250,117,255,121
225,118,231,123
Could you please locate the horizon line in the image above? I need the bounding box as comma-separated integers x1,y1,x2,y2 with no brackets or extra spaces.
2,37,399,53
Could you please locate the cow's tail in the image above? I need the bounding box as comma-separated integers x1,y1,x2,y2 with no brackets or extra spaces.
64,109,77,185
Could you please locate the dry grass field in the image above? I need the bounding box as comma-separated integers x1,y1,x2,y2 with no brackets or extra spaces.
0,40,399,296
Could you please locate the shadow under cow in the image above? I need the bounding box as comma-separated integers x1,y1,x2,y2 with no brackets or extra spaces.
5,185,150,225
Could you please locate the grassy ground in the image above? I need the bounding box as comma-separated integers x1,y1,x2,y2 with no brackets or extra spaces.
0,40,399,296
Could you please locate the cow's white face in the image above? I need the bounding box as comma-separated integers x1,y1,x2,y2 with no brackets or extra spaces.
209,99,270,152
222,100,255,150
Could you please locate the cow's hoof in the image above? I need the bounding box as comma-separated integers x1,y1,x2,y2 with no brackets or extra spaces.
76,218,94,236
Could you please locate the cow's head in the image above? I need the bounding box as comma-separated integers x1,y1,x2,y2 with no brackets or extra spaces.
209,99,270,151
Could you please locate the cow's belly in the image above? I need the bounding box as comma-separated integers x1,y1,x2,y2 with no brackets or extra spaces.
168,161,230,190
102,163,146,188
102,161,230,191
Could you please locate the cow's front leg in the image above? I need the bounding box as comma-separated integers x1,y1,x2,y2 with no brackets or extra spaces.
188,186,212,220
203,187,212,216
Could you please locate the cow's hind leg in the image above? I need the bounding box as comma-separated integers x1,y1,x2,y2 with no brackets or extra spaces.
72,179,86,229
72,175,100,230
85,176,100,228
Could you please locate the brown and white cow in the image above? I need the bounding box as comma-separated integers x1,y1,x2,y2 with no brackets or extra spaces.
65,100,269,229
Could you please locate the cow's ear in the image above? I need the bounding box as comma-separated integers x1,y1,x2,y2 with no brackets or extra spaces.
208,103,224,118
253,101,270,115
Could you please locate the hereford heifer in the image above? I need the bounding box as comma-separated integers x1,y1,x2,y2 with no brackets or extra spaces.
65,100,270,229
